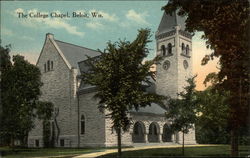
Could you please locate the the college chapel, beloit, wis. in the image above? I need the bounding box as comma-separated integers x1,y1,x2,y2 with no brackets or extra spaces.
28,10,196,148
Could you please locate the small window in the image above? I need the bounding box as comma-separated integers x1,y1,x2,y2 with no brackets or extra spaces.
60,139,64,147
51,61,53,70
47,60,50,71
168,43,172,54
44,63,46,72
161,45,166,56
35,139,39,147
186,45,189,55
182,43,185,53
81,115,85,134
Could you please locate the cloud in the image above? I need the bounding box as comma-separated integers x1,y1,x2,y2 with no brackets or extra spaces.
125,9,149,25
15,8,24,14
44,18,85,37
1,27,14,36
99,11,118,22
89,10,118,22
85,10,118,30
86,21,104,29
13,8,84,37
10,51,39,65
20,36,34,41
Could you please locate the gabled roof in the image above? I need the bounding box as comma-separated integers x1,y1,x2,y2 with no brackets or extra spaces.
54,40,100,74
129,103,166,115
156,11,186,36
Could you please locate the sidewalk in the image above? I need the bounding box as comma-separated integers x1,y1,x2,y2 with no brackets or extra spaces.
73,144,215,158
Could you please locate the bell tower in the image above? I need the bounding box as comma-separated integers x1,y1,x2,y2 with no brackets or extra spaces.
155,11,193,98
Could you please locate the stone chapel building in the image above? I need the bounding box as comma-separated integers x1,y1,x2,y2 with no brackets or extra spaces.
28,11,196,148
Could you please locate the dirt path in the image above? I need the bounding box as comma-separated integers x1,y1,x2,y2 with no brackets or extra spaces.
73,144,217,158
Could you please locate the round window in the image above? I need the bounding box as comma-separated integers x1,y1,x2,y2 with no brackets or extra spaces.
183,60,188,69
163,60,170,70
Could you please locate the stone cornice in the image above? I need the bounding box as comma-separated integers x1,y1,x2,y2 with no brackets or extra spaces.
155,30,176,40
179,30,192,39
180,53,191,58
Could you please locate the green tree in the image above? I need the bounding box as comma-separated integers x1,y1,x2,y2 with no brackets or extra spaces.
0,44,12,73
0,45,12,145
196,87,230,144
196,72,230,144
197,73,250,145
163,1,250,156
36,101,54,147
0,50,53,147
166,76,198,156
82,29,164,157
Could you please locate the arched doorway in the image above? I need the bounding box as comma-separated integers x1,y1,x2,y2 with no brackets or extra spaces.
148,122,160,142
162,124,172,142
132,121,145,143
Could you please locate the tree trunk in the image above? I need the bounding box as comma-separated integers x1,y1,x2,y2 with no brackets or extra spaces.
10,136,14,148
117,127,122,158
231,129,239,157
182,131,185,156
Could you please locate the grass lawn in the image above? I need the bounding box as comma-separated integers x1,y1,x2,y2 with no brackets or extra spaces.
98,145,250,158
0,147,105,158
1,145,249,158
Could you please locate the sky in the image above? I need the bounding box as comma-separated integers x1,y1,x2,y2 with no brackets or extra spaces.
0,1,219,90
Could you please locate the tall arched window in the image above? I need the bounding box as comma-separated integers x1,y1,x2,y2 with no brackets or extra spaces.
162,124,172,142
148,122,159,142
182,43,185,54
47,60,50,71
44,63,46,72
51,61,53,70
161,45,166,56
81,115,85,134
168,43,172,54
186,45,189,55
149,123,158,135
132,121,146,143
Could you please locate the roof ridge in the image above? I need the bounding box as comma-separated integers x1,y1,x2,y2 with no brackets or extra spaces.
54,39,99,52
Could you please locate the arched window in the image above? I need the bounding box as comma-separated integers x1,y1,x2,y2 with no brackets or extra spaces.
149,123,158,135
47,60,50,71
81,115,85,134
186,45,189,55
168,43,172,54
134,124,139,135
148,122,160,142
161,45,166,56
44,63,46,72
182,43,185,54
132,121,146,143
51,61,53,70
162,124,172,142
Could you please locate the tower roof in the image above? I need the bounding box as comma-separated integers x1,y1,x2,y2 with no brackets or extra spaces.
156,11,186,36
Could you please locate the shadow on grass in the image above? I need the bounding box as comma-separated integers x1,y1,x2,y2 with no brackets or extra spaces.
97,145,250,158
0,145,134,158
0,147,103,158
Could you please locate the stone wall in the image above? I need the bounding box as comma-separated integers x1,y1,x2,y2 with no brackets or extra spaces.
155,33,178,98
104,115,132,147
177,31,192,94
154,27,196,145
78,92,106,147
28,34,78,147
